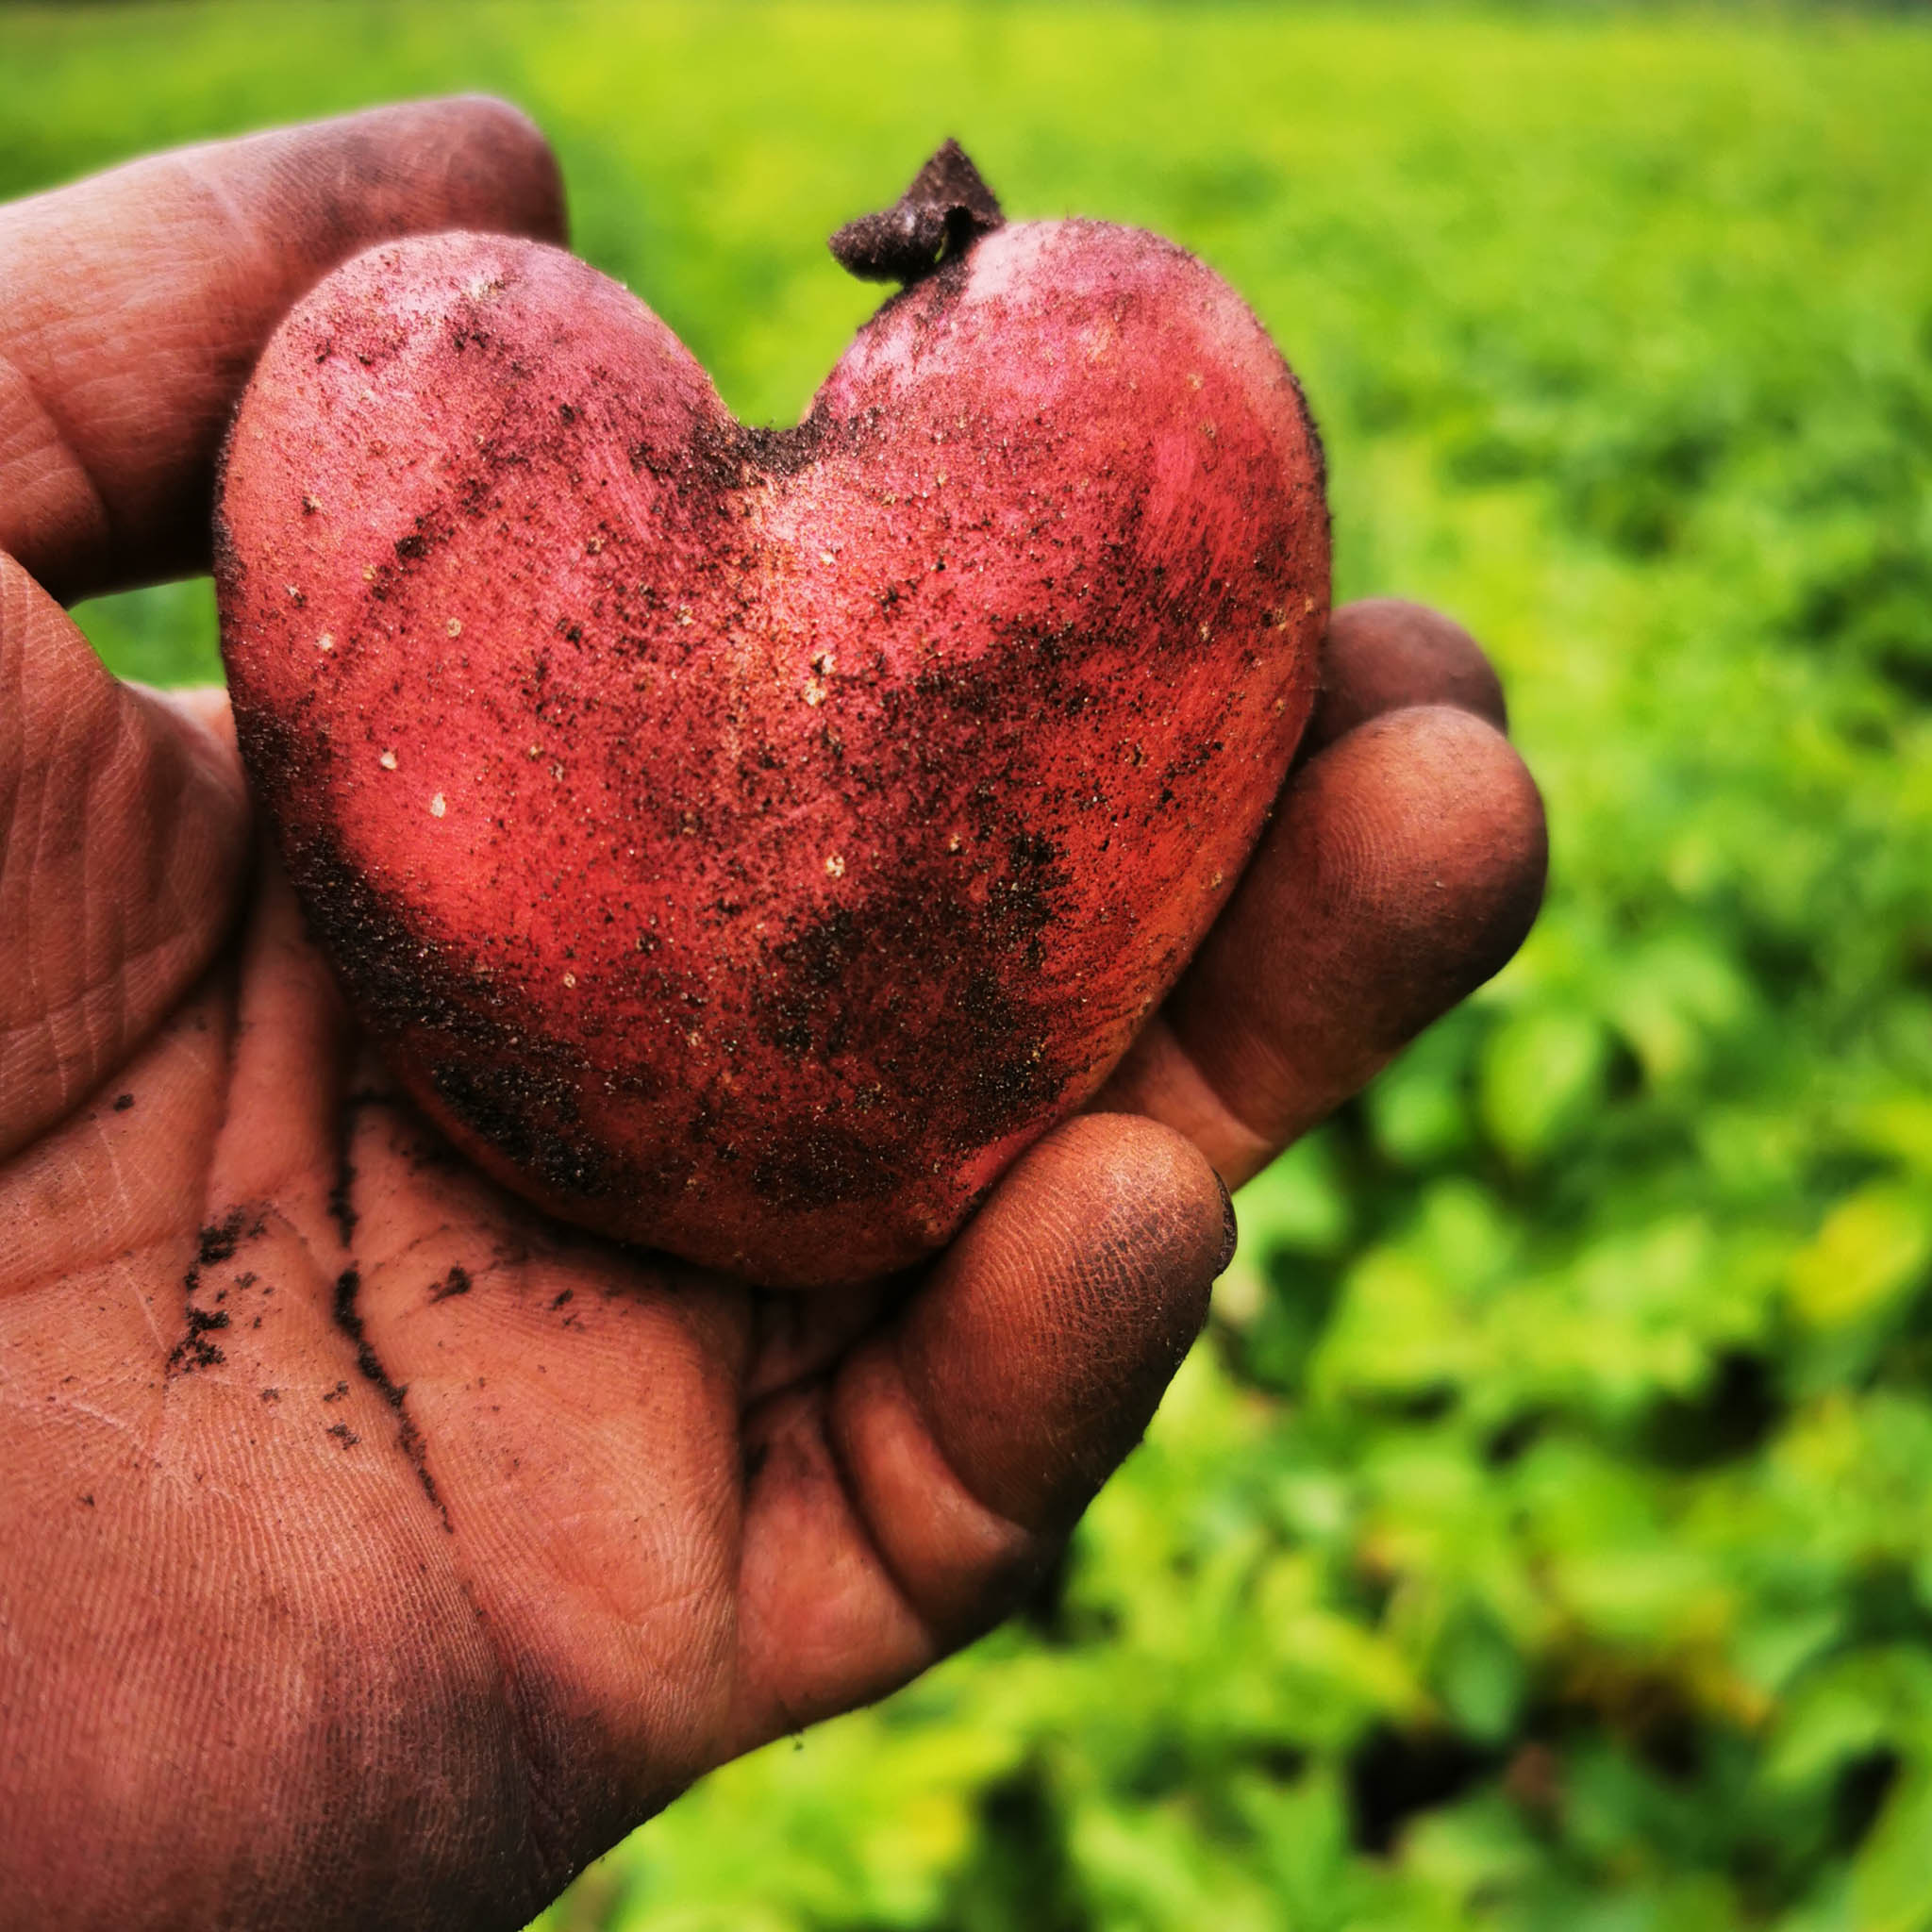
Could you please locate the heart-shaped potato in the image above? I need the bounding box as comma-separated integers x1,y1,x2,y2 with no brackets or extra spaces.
216,169,1328,1287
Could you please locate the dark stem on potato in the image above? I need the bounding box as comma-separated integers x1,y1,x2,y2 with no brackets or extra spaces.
829,139,1006,284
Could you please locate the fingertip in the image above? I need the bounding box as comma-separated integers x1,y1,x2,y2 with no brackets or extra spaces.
412,93,569,246
1305,598,1508,756
1279,703,1548,1051
1,95,573,597
897,1112,1225,1535
244,95,569,258
1151,703,1547,1179
1352,704,1547,1019
1006,1108,1233,1270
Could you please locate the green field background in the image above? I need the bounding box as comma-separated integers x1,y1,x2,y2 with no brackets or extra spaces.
6,4,1932,1926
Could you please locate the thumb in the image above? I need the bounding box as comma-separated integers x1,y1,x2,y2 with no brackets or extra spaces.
0,558,248,1160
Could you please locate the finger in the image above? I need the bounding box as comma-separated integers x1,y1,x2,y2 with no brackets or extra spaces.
0,96,566,601
729,1113,1229,1743
0,558,249,1159
1302,597,1508,757
1096,705,1547,1187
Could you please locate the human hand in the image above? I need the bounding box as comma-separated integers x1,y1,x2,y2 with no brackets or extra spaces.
0,102,1544,1931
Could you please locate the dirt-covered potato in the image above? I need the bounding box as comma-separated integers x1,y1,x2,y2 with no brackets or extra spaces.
216,149,1329,1285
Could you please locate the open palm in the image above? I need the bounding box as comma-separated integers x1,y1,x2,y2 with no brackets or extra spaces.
0,102,1545,1931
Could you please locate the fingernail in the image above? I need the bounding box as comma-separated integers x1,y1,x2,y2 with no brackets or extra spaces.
1214,1174,1239,1274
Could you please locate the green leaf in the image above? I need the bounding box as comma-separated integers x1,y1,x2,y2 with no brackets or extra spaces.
1478,1008,1611,1165
1789,1189,1932,1331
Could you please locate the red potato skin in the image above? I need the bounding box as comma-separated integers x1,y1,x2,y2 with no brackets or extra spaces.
215,224,1329,1286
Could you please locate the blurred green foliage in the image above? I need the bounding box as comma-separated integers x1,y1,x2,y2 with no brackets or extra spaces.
6,2,1932,1925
